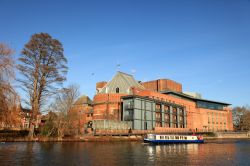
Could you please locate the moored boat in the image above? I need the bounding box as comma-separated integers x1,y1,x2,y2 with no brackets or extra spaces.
144,134,204,144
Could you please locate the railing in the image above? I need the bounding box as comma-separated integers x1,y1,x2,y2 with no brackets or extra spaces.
172,119,177,123
93,120,132,130
155,117,162,121
92,128,239,136
155,109,161,113
214,130,242,133
164,119,170,123
125,104,134,109
124,115,133,121
164,110,170,114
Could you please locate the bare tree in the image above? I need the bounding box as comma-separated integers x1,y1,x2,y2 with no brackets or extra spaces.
0,43,14,80
0,43,20,128
47,84,80,138
17,33,68,138
232,106,250,131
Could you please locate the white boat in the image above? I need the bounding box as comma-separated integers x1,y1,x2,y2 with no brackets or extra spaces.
144,134,204,144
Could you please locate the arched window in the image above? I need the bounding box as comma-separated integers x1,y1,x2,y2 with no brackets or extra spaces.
116,87,119,93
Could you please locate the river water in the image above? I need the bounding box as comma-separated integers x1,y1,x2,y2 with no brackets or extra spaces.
0,139,250,166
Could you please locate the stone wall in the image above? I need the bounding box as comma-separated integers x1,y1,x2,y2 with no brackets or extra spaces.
216,132,250,138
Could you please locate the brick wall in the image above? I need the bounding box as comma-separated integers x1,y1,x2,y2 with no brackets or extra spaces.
93,93,126,121
70,104,93,129
142,79,182,92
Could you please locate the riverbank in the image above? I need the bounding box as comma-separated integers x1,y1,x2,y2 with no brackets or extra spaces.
0,135,143,142
1,132,249,142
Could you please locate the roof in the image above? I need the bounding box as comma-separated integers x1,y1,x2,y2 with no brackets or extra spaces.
74,95,93,105
121,95,184,108
21,108,31,113
99,71,145,94
161,90,231,106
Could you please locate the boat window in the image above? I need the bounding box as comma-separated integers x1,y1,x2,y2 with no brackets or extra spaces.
165,136,169,139
175,136,179,140
148,134,154,139
171,136,174,139
184,137,187,140
160,136,164,139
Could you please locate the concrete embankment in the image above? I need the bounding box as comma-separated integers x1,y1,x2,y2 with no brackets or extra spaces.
0,137,82,142
80,135,143,142
1,132,250,142
0,136,143,142
215,132,250,139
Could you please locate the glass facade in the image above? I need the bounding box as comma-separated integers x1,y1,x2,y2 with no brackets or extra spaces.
122,97,186,130
196,101,224,110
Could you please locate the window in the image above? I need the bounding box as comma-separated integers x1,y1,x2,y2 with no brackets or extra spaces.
116,87,119,93
196,101,224,110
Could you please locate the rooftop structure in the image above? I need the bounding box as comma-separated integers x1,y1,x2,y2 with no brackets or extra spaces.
183,92,202,99
142,79,182,92
97,71,144,94
162,90,230,110
74,95,93,105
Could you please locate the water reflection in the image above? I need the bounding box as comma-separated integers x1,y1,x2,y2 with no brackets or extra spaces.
145,141,239,165
0,140,249,166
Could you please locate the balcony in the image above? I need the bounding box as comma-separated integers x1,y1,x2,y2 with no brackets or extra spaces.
164,119,170,123
125,104,134,110
124,115,133,121
155,109,161,113
172,111,177,115
164,110,170,114
164,116,169,120
155,117,162,122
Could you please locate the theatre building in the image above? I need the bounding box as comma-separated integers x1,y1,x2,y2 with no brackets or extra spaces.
92,71,233,132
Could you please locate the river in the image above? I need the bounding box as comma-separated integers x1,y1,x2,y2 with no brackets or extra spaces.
0,139,250,166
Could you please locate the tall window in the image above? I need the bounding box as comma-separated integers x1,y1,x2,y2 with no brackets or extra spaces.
116,87,119,93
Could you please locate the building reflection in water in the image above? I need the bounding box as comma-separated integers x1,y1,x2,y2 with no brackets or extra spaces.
145,142,237,165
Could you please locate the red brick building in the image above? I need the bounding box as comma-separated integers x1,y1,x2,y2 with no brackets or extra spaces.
93,71,144,121
88,71,233,132
70,96,93,131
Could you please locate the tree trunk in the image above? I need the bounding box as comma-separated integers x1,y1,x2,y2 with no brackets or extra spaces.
28,122,35,139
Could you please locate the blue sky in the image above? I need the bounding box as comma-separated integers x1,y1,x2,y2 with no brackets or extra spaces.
1,0,250,107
